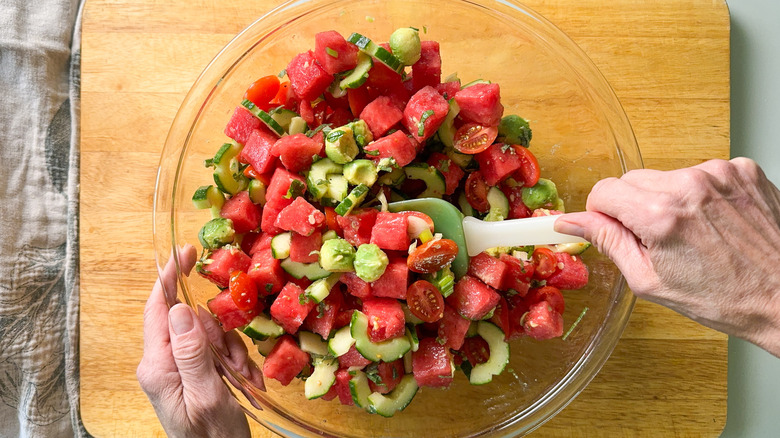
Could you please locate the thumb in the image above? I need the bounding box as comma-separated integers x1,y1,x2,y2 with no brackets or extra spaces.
168,304,226,397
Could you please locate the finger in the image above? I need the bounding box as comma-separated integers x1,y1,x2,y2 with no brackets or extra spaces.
162,244,198,306
585,177,668,237
618,168,669,192
224,330,251,379
196,304,229,357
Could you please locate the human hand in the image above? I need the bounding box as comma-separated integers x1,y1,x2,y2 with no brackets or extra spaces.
555,158,780,357
137,245,258,438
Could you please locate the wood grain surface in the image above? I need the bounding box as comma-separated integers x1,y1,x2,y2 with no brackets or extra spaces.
80,0,730,436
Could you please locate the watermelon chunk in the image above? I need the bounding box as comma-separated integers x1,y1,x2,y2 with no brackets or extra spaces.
506,294,531,340
301,284,343,339
340,271,373,299
247,248,285,296
365,60,404,92
347,86,371,118
240,128,279,175
326,107,353,128
447,275,501,320
527,285,565,315
338,345,372,369
545,252,589,290
434,80,461,100
333,368,356,405
500,185,532,219
437,304,471,350
523,301,564,340
245,232,274,255
370,255,408,300
206,289,259,332
412,337,453,388
370,212,410,251
475,143,524,186
367,359,404,394
271,133,323,173
224,106,262,145
220,191,261,234
286,50,334,101
197,246,252,289
360,96,403,137
362,297,406,342
275,196,325,237
427,152,465,196
314,30,359,75
497,254,531,297
467,252,509,290
290,230,322,263
363,130,417,168
263,335,310,386
453,83,504,127
270,282,317,334
266,167,306,203
412,41,442,92
403,86,449,142
336,208,378,246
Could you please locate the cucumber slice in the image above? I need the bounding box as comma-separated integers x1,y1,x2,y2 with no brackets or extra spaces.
457,192,475,217
339,52,373,89
405,325,419,352
367,374,419,417
306,158,343,201
211,142,249,195
350,311,411,362
349,370,372,410
347,33,404,74
461,78,491,89
469,321,510,385
298,331,329,356
324,174,349,204
377,167,406,187
192,185,225,218
247,179,267,205
335,184,370,216
305,272,341,303
288,116,309,135
555,242,592,254
484,186,509,222
254,337,279,356
269,107,300,133
403,351,413,374
328,325,355,357
242,314,284,340
322,229,339,242
241,99,285,136
304,357,338,400
403,163,446,198
401,303,424,325
437,99,460,148
445,146,473,169
270,232,292,259
280,259,331,280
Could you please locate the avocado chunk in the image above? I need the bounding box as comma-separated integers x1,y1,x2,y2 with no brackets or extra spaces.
389,27,422,66
521,178,559,210
325,126,360,164
347,119,374,147
354,243,389,282
198,217,235,249
343,159,378,187
498,115,532,147
319,238,356,272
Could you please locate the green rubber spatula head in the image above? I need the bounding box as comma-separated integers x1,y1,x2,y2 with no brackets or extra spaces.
389,198,588,277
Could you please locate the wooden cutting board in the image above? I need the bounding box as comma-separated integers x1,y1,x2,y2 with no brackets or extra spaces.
80,0,730,436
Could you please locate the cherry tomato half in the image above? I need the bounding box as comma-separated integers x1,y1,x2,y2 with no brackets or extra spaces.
406,280,445,323
532,247,559,279
527,285,565,315
229,271,258,311
453,123,498,154
269,80,291,107
460,336,491,365
324,207,342,237
465,170,490,213
512,146,541,187
244,75,280,111
407,238,459,274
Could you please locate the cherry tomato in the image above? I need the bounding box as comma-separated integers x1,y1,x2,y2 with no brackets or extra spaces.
243,164,260,180
453,123,498,154
490,296,511,339
269,80,291,107
244,75,280,111
527,285,565,315
229,271,258,311
465,171,490,213
406,280,445,323
313,100,329,127
532,247,559,279
407,238,459,274
512,146,541,187
324,207,342,236
460,336,491,365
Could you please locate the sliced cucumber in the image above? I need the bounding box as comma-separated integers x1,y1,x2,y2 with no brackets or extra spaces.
247,179,267,205
351,311,411,362
299,330,329,356
555,242,591,254
192,184,225,218
335,184,370,216
377,166,406,187
304,357,338,400
367,374,419,417
457,192,475,217
324,174,349,204
403,351,413,374
270,232,292,259
280,259,331,281
305,272,341,303
405,325,419,352
403,163,446,198
328,325,355,357
269,107,300,134
347,32,404,74
241,99,285,136
211,142,249,195
254,337,279,356
469,321,510,385
401,303,424,325
349,370,372,410
242,314,284,340
445,146,473,169
288,116,309,135
306,158,343,201
461,78,491,89
339,52,373,89
484,186,509,222
437,99,460,148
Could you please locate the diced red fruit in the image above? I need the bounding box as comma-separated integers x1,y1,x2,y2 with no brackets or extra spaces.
403,86,450,142
368,360,405,394
505,294,531,340
219,191,261,234
290,230,322,263
298,100,315,126
447,275,501,320
527,285,565,315
365,61,404,92
475,143,524,186
412,337,454,388
412,41,442,92
301,284,343,339
206,289,258,332
501,185,532,219
338,345,372,369
465,170,490,213
224,106,263,145
523,301,564,340
453,83,504,127
340,271,373,299
369,212,410,252
198,246,252,289
497,254,531,296
460,335,490,366
314,30,359,75
248,249,286,296
263,335,310,386
275,196,325,237
362,297,406,342
360,96,404,137
336,208,378,246
326,107,353,128
490,296,511,339
266,167,307,203
240,231,262,255
363,130,417,168
333,368,356,405
545,252,589,290
240,128,279,175
271,133,323,173
270,282,317,334
347,86,371,118
467,252,510,290
286,50,334,102
370,255,409,300
437,304,471,350
434,80,461,100
427,152,465,196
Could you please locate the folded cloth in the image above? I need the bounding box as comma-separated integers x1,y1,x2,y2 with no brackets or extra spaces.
0,1,89,437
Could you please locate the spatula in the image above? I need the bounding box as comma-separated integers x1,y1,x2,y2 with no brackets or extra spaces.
388,198,587,278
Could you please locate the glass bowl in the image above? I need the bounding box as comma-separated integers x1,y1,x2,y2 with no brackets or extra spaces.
153,0,643,436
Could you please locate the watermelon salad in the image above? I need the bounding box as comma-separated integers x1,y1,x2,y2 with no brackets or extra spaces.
191,26,590,417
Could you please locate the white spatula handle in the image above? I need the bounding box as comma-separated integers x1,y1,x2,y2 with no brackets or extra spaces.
462,215,588,256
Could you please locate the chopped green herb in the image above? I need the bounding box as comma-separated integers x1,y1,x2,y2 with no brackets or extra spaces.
365,15,375,22
265,283,273,294
284,179,306,199
326,47,339,58
326,129,345,143
278,68,287,78
562,307,589,341
306,123,331,138
317,302,327,318
365,364,385,386
364,149,380,156
417,110,435,137
423,25,428,34
298,292,310,305
204,158,214,168
437,159,450,173
409,26,419,32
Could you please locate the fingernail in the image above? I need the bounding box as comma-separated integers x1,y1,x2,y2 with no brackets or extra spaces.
555,218,585,238
170,304,194,335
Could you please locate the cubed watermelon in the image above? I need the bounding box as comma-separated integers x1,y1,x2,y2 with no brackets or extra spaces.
326,107,353,128
261,199,286,234
497,254,531,297
363,130,417,168
263,335,310,386
347,86,372,118
467,252,509,290
206,289,259,332
365,61,404,92
434,80,461,100
370,212,410,251
275,196,325,237
362,297,406,342
490,296,511,340
368,359,405,394
333,368,356,405
453,83,503,127
248,248,285,296
338,345,372,369
266,167,306,203
506,294,531,340
336,208,378,246
523,301,564,340
286,50,334,101
290,230,322,263
224,106,262,145
301,283,343,339
427,152,465,195
340,271,373,299
412,337,453,388
475,143,524,186
403,86,449,142
245,231,275,255
270,282,317,334
412,41,441,92
271,133,323,173
437,304,471,350
360,96,403,137
220,191,261,234
314,30,359,75
240,128,279,175
545,252,589,290
298,100,315,126
447,275,501,320
197,246,252,289
500,185,532,219
371,254,408,300
527,285,565,315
